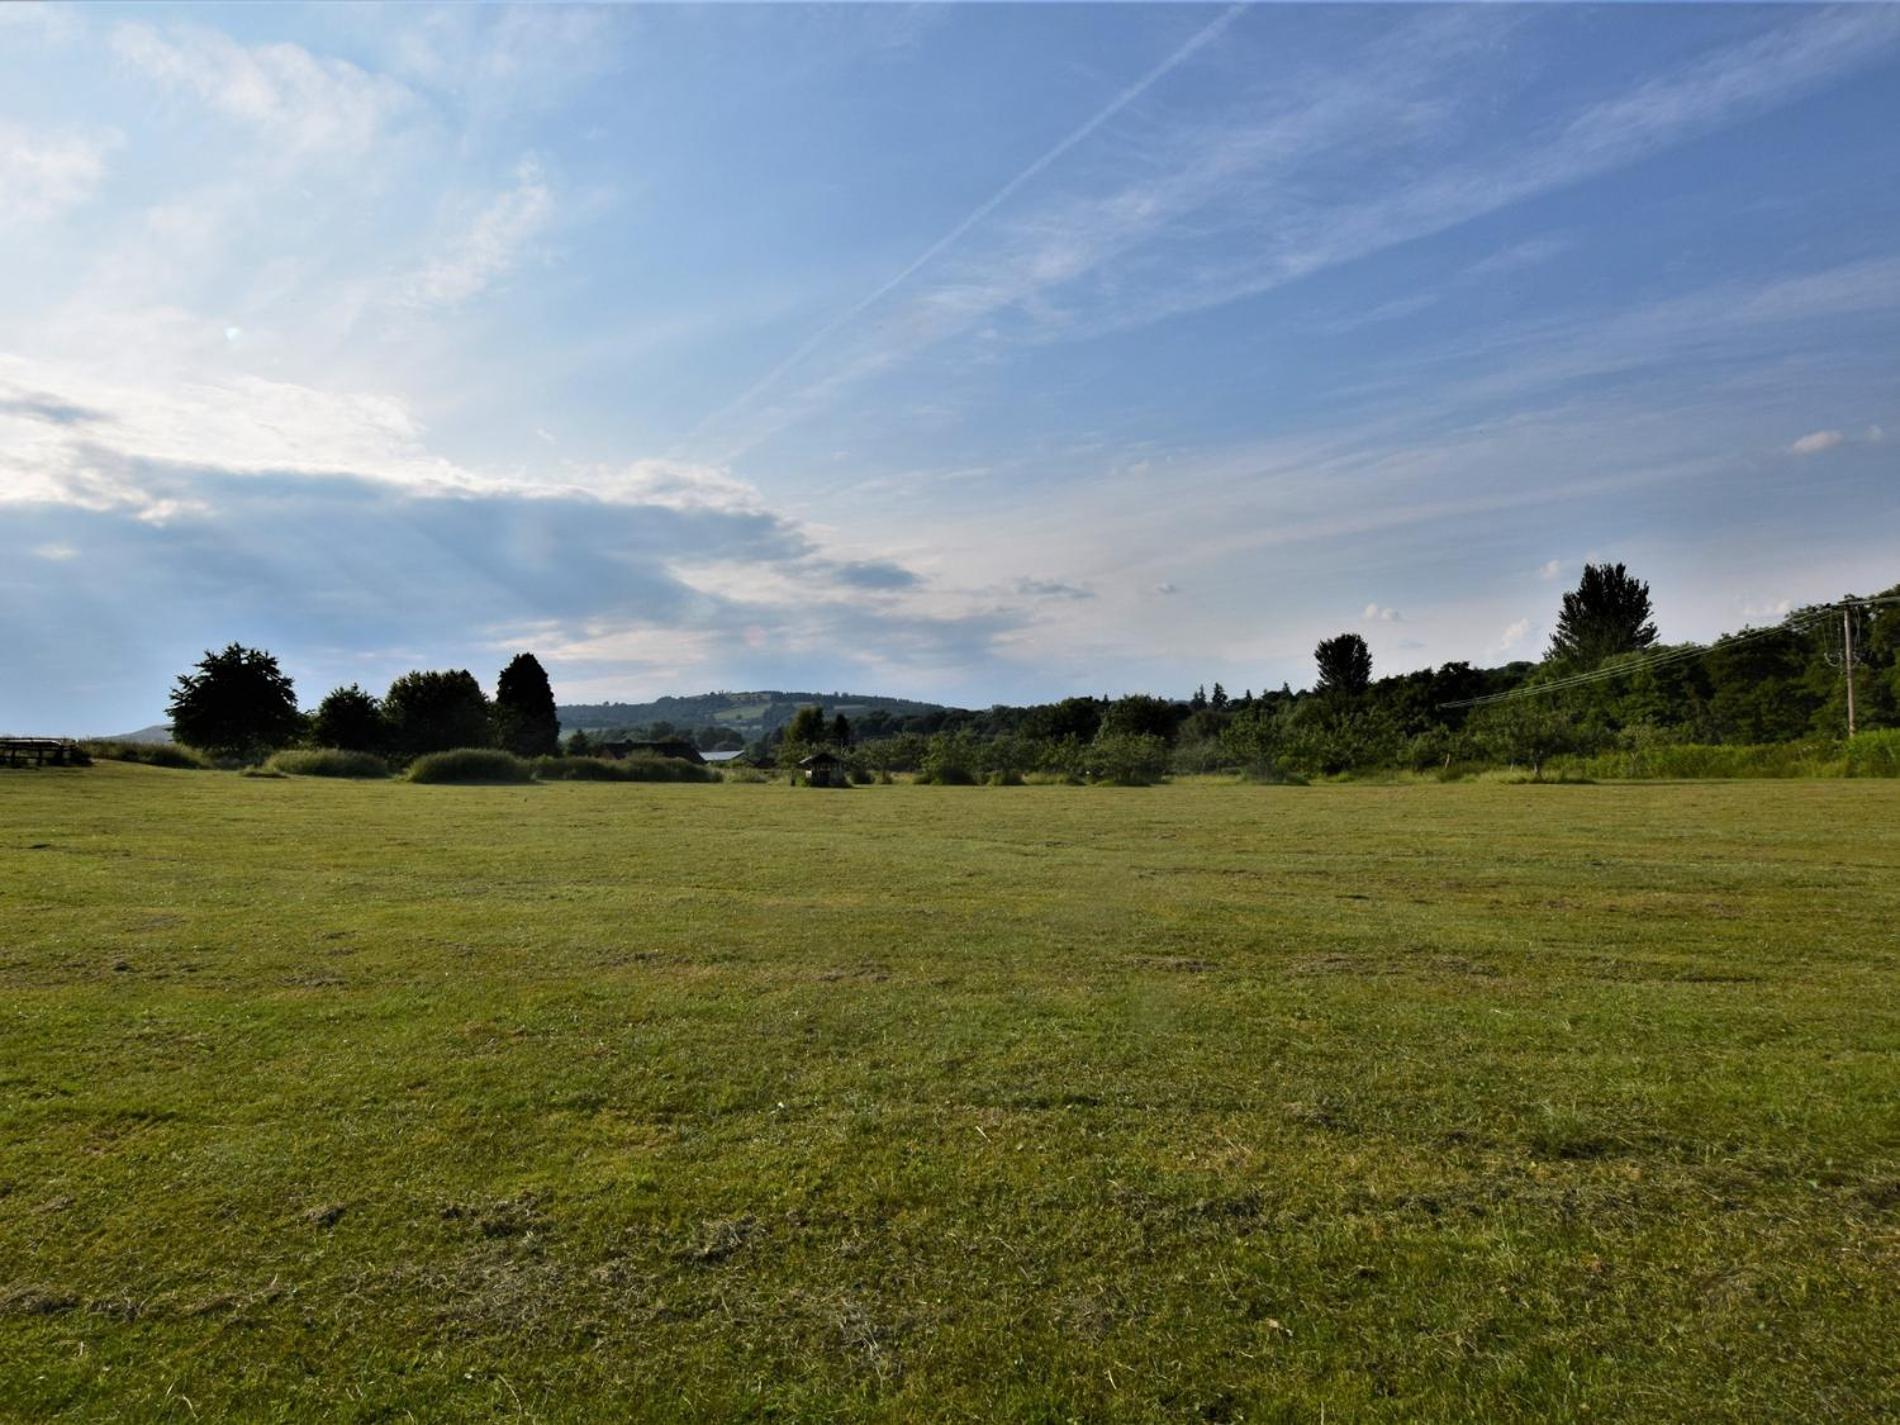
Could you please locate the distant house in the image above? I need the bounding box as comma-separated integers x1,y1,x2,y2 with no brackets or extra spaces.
702,749,746,765
597,739,706,765
797,750,849,788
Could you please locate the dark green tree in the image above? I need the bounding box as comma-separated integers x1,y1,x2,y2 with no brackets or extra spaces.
167,643,303,760
1100,694,1180,740
493,652,560,757
1021,696,1102,743
783,705,827,747
383,670,493,758
1548,562,1658,668
310,683,388,753
567,728,595,757
1210,682,1229,710
829,713,853,746
1469,698,1581,780
1314,633,1372,696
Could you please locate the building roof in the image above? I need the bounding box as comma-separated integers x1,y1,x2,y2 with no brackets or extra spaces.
796,750,843,767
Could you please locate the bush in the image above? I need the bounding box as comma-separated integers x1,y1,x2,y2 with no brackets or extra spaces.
1169,737,1234,775
914,763,977,785
1846,728,1900,778
531,755,625,781
406,748,534,784
1079,733,1170,786
267,748,390,779
610,755,718,784
985,769,1024,786
917,731,981,785
81,740,211,770
530,755,718,783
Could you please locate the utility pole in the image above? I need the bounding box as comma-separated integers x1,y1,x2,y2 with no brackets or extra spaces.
1843,608,1857,738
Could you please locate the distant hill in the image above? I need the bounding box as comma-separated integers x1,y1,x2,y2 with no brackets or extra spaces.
557,690,956,738
104,724,174,744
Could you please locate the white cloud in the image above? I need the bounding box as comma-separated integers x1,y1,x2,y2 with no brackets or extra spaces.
32,542,79,562
401,158,553,308
0,355,477,518
1462,236,1571,281
574,459,765,514
1789,429,1844,456
1495,617,1532,654
111,21,415,155
1539,559,1563,580
0,121,118,225
1153,581,1180,596
1362,603,1402,622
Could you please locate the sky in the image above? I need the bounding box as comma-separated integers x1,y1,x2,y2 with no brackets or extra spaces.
2,2,1897,732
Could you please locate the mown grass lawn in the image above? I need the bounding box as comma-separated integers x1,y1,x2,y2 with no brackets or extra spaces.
2,764,1896,1422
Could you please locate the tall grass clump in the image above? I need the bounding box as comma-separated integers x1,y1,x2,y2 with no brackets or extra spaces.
1548,740,1847,780
267,748,390,779
1846,728,1900,778
80,740,211,770
531,755,718,783
406,748,533,784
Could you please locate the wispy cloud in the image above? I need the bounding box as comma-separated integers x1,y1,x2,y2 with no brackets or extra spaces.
1495,617,1532,655
0,120,118,225
1788,425,1887,457
400,158,553,308
702,5,1900,456
1789,429,1845,456
111,21,415,155
688,3,1247,454
1015,577,1095,601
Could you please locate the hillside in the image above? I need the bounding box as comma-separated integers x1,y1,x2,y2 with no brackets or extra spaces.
557,689,957,738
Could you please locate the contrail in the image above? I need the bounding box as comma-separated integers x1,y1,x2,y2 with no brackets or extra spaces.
685,2,1247,450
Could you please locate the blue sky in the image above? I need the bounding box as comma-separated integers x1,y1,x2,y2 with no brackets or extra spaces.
2,2,1897,732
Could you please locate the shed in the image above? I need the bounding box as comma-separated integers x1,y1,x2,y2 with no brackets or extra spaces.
796,750,849,788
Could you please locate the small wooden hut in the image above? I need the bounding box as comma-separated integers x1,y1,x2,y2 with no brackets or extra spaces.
796,750,848,788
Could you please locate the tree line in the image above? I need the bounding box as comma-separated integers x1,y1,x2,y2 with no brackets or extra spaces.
759,565,1898,780
155,563,1896,777
166,651,561,764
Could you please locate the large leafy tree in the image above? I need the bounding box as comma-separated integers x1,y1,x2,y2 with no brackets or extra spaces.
1099,693,1180,740
1314,633,1372,696
1548,562,1658,668
1021,696,1102,743
783,704,828,747
167,643,303,760
383,670,493,758
493,652,561,757
310,684,388,753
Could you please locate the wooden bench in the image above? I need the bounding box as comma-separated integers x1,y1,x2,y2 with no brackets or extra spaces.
1,738,81,768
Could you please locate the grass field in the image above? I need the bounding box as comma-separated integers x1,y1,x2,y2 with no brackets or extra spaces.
2,765,1896,1422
